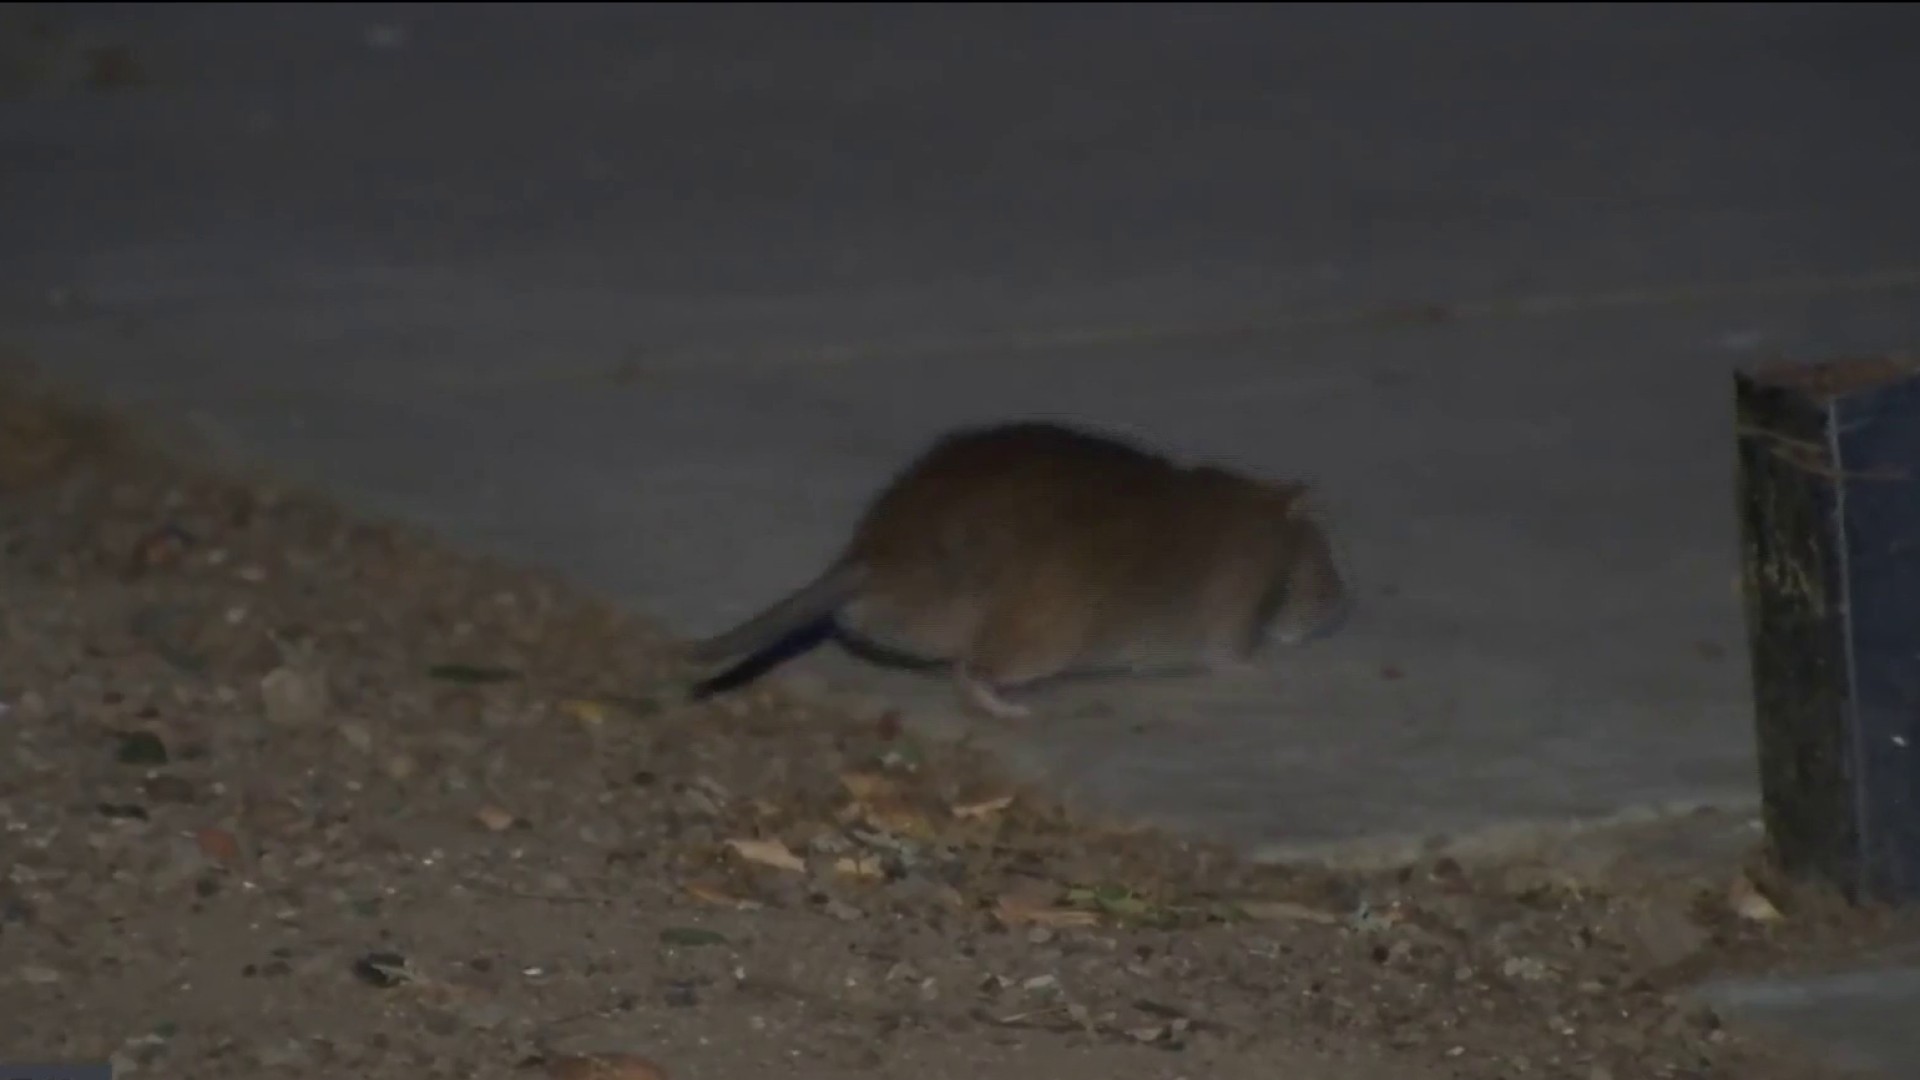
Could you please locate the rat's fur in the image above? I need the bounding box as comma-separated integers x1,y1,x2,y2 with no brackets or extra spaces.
685,421,1349,717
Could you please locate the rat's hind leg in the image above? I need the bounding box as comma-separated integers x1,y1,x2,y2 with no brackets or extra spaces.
952,600,1086,720
955,666,1033,719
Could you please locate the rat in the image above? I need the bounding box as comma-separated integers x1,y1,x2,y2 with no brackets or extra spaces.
683,420,1350,719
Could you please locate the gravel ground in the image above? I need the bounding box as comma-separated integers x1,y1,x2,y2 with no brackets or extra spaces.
3,358,1916,1080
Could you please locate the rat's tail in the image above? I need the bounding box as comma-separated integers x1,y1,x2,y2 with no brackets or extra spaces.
682,559,869,667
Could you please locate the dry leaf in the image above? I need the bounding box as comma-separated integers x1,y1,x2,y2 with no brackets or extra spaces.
834,855,885,881
1728,874,1784,923
195,826,242,864
724,837,806,874
1233,899,1342,925
952,793,1016,819
838,771,900,803
993,891,1100,928
1064,884,1165,924
545,1052,669,1080
474,805,518,832
858,797,937,839
560,699,610,727
683,882,760,909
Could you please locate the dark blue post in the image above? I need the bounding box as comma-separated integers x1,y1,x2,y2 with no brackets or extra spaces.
1736,358,1920,905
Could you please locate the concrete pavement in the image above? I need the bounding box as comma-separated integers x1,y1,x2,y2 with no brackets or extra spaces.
5,5,1920,1068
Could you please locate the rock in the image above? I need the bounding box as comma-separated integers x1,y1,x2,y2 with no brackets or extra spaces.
260,663,329,727
1021,973,1062,996
1611,902,1710,972
115,730,168,765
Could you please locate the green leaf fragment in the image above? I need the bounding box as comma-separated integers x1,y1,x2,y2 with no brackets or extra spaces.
427,663,522,684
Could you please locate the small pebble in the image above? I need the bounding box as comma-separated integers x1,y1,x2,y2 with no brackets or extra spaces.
474,805,517,832
143,775,198,804
256,1039,311,1068
820,898,864,923
261,664,329,727
339,722,375,753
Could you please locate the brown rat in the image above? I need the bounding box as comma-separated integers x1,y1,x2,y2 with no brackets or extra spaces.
685,421,1350,718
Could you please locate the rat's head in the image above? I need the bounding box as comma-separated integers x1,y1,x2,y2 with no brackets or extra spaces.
1258,483,1352,645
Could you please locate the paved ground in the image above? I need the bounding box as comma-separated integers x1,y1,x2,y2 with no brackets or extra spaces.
1698,960,1920,1079
6,0,1920,878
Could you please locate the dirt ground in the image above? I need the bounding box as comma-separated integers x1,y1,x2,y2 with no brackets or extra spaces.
3,363,1916,1080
